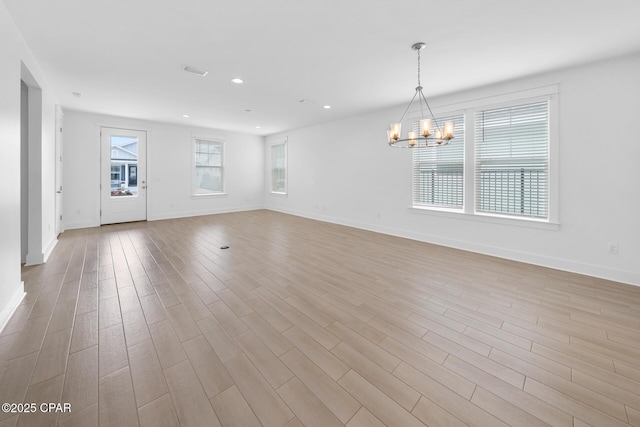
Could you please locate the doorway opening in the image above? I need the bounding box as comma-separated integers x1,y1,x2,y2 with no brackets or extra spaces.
20,63,43,266
20,80,28,264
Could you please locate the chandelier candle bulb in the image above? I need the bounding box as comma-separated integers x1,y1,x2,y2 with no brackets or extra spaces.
408,131,417,146
420,119,432,137
444,121,455,140
435,129,443,143
390,123,402,141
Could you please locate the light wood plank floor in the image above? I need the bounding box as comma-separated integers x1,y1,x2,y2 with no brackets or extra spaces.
1,209,640,427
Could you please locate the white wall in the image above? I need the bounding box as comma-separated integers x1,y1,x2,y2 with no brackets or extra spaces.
265,52,640,286
0,2,58,330
63,111,265,229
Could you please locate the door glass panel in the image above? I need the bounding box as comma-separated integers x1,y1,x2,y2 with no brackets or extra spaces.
110,135,138,197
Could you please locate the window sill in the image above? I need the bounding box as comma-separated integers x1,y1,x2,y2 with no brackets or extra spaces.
408,206,560,231
269,192,288,197
192,192,228,199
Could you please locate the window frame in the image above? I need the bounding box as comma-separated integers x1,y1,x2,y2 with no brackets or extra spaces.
409,85,559,228
192,138,225,196
269,140,288,195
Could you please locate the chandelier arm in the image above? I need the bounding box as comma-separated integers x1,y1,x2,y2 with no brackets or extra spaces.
419,89,443,134
388,136,451,148
397,88,419,124
418,88,425,120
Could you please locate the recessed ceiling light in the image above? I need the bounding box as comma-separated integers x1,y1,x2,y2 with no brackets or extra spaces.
231,78,244,84
183,65,208,77
323,105,331,109
182,114,190,118
255,126,261,129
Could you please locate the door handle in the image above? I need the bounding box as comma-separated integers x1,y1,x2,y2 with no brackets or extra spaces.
56,191,62,194
141,186,147,189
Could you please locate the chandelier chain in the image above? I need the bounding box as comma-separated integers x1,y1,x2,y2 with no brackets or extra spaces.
417,47,425,119
417,47,421,88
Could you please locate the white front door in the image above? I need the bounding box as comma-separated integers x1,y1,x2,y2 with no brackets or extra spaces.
100,127,147,224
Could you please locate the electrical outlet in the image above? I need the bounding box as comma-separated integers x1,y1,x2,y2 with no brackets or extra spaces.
607,242,619,254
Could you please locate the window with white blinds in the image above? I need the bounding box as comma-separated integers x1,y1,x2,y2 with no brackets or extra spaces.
271,142,287,193
194,139,224,195
475,101,549,219
412,115,465,209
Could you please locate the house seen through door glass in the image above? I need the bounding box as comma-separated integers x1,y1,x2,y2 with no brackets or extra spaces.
110,135,138,197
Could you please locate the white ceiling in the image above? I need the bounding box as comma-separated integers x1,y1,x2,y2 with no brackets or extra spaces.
5,0,640,136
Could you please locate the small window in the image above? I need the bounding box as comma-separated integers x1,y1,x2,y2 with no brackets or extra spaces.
271,142,287,194
194,139,224,195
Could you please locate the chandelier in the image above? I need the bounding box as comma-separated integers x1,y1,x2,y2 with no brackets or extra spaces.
387,42,455,148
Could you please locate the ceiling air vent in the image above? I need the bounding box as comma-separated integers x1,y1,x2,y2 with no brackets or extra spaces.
183,65,208,77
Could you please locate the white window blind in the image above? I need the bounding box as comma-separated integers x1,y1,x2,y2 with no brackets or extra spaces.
475,101,549,219
271,143,286,193
412,114,465,208
194,139,223,194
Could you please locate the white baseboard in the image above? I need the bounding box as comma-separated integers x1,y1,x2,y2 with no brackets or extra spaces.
63,220,100,230
24,251,44,266
43,237,58,263
66,207,264,227
148,205,264,221
0,283,26,335
266,206,640,287
23,237,58,266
